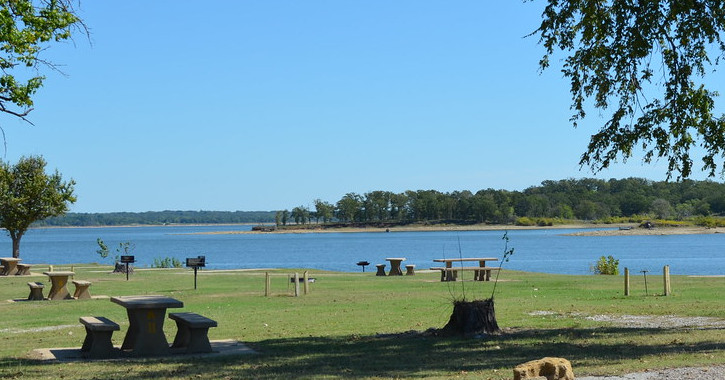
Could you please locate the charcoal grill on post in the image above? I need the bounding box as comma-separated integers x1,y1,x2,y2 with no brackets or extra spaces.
356,261,370,272
120,255,135,281
186,256,206,289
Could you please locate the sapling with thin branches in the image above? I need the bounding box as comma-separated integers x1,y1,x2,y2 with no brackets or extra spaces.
441,231,514,337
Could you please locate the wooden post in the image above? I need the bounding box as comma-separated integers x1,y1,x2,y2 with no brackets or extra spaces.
663,265,671,296
294,273,300,297
624,267,630,296
265,272,271,297
303,271,309,295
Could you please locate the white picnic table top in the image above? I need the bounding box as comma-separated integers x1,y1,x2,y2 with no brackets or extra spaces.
433,257,498,262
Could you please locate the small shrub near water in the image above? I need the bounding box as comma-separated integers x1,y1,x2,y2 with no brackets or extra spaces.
515,217,536,226
593,215,647,224
515,217,559,226
694,216,725,228
152,257,183,268
591,255,619,275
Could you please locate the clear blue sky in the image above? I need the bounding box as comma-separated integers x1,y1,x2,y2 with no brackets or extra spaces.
2,1,720,213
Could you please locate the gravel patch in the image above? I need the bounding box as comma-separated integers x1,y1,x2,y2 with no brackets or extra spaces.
528,311,725,329
578,365,725,379
578,313,725,329
527,312,725,379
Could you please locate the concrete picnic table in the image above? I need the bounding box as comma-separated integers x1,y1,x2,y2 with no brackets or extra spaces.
385,257,406,276
111,295,184,356
42,271,75,300
0,257,21,276
432,257,498,281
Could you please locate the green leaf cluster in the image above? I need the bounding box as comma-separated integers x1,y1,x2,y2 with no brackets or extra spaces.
591,255,620,275
532,0,725,179
0,0,82,118
95,238,134,263
0,155,75,257
152,256,183,268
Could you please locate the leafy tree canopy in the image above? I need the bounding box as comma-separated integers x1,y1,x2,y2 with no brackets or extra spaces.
0,0,83,122
531,0,725,180
0,155,75,258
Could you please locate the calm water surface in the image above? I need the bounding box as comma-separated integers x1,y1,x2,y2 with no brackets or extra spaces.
3,225,724,275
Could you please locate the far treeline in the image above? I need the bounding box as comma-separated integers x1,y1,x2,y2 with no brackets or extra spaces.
34,178,725,228
36,210,277,227
280,178,725,227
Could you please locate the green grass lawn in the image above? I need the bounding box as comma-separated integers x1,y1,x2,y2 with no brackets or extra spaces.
0,264,723,379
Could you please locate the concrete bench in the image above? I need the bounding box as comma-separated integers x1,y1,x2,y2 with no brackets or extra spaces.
168,312,217,353
27,282,44,300
431,266,501,281
405,264,416,275
79,316,120,359
15,263,31,275
375,264,386,276
72,280,92,299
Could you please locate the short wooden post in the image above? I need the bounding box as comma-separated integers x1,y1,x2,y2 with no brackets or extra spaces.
663,265,671,296
265,272,271,297
294,273,300,297
303,271,309,295
624,267,630,296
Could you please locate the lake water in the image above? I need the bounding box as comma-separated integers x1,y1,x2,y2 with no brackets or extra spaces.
3,225,724,275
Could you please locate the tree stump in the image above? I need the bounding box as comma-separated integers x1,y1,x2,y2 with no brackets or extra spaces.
113,262,133,274
442,298,501,337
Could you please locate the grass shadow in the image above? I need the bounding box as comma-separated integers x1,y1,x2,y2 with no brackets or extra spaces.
5,326,719,379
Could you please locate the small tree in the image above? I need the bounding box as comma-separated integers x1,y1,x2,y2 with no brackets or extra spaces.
591,255,620,275
442,232,514,337
96,238,135,273
0,156,75,258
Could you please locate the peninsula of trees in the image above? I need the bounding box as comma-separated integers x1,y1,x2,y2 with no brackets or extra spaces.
280,178,725,228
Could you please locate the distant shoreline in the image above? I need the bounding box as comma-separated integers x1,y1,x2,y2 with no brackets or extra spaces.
190,223,725,236
32,222,725,237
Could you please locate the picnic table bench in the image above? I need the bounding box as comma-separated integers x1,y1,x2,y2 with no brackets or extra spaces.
27,282,44,300
405,264,415,275
72,280,92,299
432,257,499,281
79,316,120,359
375,264,386,276
15,263,32,275
168,312,218,354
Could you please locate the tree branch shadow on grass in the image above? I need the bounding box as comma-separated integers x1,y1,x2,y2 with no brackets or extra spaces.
5,327,723,379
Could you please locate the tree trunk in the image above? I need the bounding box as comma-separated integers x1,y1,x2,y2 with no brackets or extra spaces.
11,236,21,258
442,298,501,337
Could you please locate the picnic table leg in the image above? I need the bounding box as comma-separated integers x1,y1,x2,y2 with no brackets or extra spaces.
478,260,491,281
445,263,455,281
387,260,404,276
122,308,170,356
47,276,73,300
